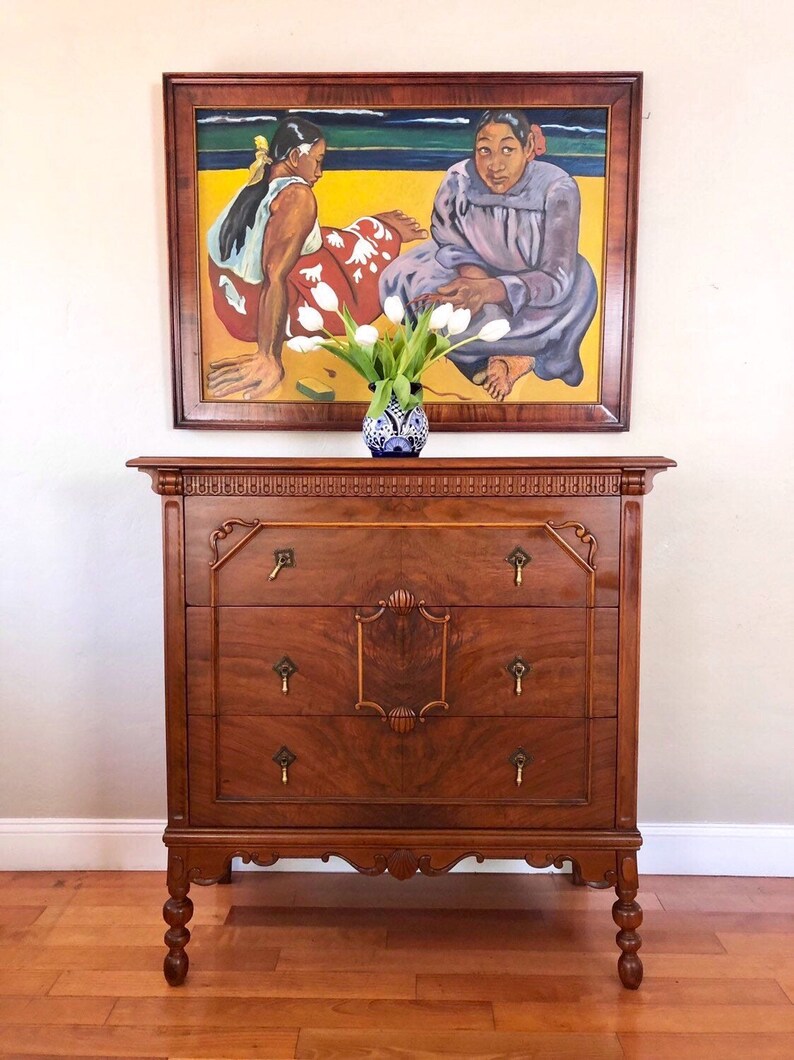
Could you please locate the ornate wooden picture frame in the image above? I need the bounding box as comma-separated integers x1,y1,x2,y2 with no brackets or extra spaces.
164,72,642,431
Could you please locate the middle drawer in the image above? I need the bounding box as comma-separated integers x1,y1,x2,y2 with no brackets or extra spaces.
187,605,617,718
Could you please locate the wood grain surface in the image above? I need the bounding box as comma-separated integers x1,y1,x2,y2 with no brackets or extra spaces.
1,870,792,1058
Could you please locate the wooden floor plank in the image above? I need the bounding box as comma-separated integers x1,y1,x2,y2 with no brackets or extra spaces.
618,1032,794,1058
493,1002,794,1033
35,923,387,948
717,933,794,956
277,944,794,980
106,997,494,1031
0,971,60,997
54,904,229,927
294,1028,624,1058
50,969,417,999
0,906,47,928
0,942,281,972
417,973,791,1005
0,995,116,1026
0,1025,299,1058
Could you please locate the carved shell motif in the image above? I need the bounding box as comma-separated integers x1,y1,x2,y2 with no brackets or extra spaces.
387,706,417,733
386,588,416,615
387,848,420,880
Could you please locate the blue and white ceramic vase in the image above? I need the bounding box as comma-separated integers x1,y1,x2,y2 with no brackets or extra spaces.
362,384,429,458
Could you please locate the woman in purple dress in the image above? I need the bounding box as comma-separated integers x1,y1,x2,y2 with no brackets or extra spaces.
380,110,597,400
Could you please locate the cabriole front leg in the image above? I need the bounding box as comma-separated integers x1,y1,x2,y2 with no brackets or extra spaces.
612,850,643,989
163,851,193,986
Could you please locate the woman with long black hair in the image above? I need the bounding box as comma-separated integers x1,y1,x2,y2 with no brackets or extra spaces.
206,118,426,400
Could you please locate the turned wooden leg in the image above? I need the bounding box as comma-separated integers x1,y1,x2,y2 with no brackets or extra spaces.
164,852,193,986
612,851,643,989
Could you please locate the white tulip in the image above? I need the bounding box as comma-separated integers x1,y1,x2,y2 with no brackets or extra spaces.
286,335,324,353
383,295,404,324
311,282,339,313
429,302,454,331
354,324,379,348
297,304,325,332
477,319,511,342
446,307,471,336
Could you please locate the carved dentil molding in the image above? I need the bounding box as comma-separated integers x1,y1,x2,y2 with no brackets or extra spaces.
183,471,625,498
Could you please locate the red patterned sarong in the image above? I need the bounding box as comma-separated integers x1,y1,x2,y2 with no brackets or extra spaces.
209,216,401,343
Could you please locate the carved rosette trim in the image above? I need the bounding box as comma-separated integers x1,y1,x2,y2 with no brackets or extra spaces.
321,849,485,879
184,472,624,498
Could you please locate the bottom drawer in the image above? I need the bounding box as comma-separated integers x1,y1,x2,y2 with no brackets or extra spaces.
188,715,616,829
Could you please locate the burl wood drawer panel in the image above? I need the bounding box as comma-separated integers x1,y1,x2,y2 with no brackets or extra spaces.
184,496,619,607
402,718,617,830
404,718,602,800
187,606,617,718
445,607,617,717
190,715,401,800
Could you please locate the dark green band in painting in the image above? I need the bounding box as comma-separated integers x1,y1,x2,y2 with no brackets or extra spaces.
195,107,608,177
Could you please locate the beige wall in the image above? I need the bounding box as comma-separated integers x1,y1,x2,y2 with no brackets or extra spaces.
2,0,792,828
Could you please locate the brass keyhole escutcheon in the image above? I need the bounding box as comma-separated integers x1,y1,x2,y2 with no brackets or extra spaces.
273,656,298,695
273,746,296,785
508,747,534,787
505,546,531,587
269,548,295,581
506,656,532,696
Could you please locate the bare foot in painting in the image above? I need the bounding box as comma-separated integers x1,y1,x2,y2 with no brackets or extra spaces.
376,210,428,242
207,352,285,400
472,355,536,401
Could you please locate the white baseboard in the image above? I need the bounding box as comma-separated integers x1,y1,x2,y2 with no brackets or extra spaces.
1,819,792,875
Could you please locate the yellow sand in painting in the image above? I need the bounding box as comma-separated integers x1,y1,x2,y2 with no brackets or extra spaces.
197,169,605,404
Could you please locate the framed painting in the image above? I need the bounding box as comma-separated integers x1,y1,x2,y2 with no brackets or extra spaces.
164,72,642,431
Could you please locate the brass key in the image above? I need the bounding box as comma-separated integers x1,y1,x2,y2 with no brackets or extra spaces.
269,548,295,581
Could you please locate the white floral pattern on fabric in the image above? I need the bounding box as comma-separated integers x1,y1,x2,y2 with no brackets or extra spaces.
299,263,324,284
346,216,386,241
345,237,378,266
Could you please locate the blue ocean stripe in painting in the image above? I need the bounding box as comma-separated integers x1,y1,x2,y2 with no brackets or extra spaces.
198,148,605,177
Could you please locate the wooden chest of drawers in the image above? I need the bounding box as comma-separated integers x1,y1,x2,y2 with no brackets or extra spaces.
129,456,673,989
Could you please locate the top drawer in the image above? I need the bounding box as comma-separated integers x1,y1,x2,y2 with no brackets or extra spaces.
184,497,619,607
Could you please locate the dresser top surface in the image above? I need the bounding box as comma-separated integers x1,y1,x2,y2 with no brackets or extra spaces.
128,455,674,497
128,456,675,472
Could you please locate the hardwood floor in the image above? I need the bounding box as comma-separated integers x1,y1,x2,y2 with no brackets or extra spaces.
0,870,793,1057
